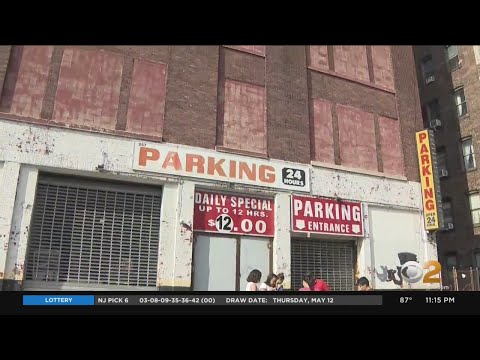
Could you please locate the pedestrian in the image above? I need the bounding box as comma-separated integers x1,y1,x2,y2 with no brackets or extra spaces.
298,272,330,291
259,273,277,291
276,272,285,291
245,269,262,291
357,277,373,291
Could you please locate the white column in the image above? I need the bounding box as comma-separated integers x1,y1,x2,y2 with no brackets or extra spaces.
157,182,178,289
273,192,292,289
357,203,374,287
157,180,195,289
4,166,38,285
0,162,21,282
173,180,195,289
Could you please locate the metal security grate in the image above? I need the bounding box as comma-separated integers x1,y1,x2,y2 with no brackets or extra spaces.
25,176,162,289
291,238,355,291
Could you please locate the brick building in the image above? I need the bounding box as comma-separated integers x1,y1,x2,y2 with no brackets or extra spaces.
0,45,437,291
414,46,480,275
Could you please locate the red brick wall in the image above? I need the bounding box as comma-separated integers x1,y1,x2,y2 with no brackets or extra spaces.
337,105,377,171
392,46,423,182
0,45,422,181
266,46,311,164
162,46,219,149
378,116,404,176
310,70,397,118
0,46,173,138
126,59,167,137
0,46,53,118
222,79,266,154
312,98,334,163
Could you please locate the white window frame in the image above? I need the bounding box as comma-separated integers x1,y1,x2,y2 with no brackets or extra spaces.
454,87,468,118
461,138,476,171
446,45,460,71
469,192,480,226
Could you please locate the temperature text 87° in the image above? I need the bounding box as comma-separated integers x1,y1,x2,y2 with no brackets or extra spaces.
400,297,412,303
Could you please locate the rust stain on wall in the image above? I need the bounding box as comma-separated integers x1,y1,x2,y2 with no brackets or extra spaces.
14,127,55,155
13,263,24,277
180,221,194,245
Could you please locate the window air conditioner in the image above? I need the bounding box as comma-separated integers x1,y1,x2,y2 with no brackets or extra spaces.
440,169,449,178
425,75,435,84
429,119,442,129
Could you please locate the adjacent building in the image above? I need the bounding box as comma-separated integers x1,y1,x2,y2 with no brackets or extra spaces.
0,45,437,291
414,46,480,280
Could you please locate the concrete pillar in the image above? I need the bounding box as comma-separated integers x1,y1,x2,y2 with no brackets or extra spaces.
273,192,292,289
0,162,20,290
357,203,374,288
4,166,38,290
173,180,195,289
157,180,195,290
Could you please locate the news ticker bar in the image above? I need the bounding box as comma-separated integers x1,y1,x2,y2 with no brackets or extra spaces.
23,295,382,306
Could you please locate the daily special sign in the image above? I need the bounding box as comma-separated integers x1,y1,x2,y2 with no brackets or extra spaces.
193,190,275,237
132,142,310,192
291,195,364,237
415,130,442,231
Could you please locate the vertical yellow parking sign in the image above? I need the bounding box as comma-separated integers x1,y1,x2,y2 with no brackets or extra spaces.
416,130,439,231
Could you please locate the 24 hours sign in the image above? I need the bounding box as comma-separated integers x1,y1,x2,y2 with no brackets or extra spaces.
193,190,275,237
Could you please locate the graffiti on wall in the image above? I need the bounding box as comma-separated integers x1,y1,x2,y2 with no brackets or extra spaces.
375,252,441,286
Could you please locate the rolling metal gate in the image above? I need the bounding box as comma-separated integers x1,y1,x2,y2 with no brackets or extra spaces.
23,175,162,291
291,238,355,291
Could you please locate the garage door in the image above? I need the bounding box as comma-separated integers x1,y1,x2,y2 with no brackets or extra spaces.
23,175,162,291
291,238,355,291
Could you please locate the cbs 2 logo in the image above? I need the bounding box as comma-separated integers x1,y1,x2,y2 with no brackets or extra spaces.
401,260,441,284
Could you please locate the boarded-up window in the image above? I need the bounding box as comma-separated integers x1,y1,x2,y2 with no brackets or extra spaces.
0,46,53,118
126,59,167,137
309,46,329,71
337,105,377,171
371,46,394,90
53,48,123,130
312,99,334,163
378,116,404,176
223,79,266,154
333,46,369,82
227,46,265,56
